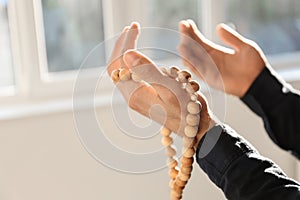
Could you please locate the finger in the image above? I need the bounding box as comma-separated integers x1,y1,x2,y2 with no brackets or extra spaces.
179,20,204,50
216,23,246,51
124,50,186,102
185,19,219,51
179,20,230,53
122,22,140,53
179,20,192,41
123,50,164,83
107,26,130,75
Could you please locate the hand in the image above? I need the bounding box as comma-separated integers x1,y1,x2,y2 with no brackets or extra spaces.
178,19,267,97
107,22,214,147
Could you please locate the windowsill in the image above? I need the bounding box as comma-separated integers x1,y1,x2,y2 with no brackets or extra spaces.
0,65,299,121
0,85,16,97
0,94,117,121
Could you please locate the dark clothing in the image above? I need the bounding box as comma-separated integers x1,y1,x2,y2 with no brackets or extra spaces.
196,67,300,199
241,67,300,159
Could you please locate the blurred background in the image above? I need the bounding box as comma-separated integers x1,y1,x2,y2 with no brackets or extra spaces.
0,0,300,199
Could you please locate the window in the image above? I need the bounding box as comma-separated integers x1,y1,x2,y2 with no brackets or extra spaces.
0,0,14,89
1,0,300,104
41,0,106,72
39,0,300,75
143,0,201,60
211,0,300,55
105,0,201,61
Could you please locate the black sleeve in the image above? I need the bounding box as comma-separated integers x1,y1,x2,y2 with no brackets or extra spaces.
196,125,300,200
241,66,300,159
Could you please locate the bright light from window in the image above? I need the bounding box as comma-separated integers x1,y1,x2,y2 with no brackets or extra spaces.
219,0,300,55
0,0,14,88
41,0,106,72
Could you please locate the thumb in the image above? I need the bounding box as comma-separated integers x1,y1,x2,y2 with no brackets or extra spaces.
217,23,246,51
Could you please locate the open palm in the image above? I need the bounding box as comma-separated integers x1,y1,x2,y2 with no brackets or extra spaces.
107,22,212,142
178,20,267,97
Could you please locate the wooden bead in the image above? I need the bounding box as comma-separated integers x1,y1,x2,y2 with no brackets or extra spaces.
175,178,187,188
181,156,194,167
170,195,181,200
111,69,120,82
182,147,195,158
170,190,182,199
173,185,183,195
178,70,191,83
160,67,168,75
169,168,179,179
167,158,178,168
171,189,182,198
165,146,177,157
181,166,193,174
190,94,198,102
186,81,200,94
119,68,131,81
160,127,171,136
184,125,198,138
179,172,191,181
131,73,141,82
161,136,173,146
168,66,179,78
183,136,195,148
187,101,200,114
186,114,200,126
186,83,195,94
174,182,184,191
169,180,175,189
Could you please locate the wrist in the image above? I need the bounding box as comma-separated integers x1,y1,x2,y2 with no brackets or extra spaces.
194,118,218,148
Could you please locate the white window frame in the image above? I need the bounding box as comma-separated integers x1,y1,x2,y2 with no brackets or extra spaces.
297,163,300,181
1,0,300,115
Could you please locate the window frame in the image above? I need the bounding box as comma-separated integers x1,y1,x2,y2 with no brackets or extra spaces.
0,0,17,97
1,0,300,107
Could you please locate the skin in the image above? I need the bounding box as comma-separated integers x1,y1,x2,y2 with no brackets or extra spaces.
178,19,267,97
107,22,214,147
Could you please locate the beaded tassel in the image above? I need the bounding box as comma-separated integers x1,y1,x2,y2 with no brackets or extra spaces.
111,66,201,200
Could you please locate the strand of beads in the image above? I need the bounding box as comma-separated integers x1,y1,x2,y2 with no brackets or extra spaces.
111,66,201,200
161,66,201,200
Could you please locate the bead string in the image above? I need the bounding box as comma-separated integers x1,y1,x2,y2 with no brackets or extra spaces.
111,66,201,200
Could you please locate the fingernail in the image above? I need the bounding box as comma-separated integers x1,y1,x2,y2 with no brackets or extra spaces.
130,22,140,29
181,20,189,27
187,19,196,26
123,26,130,32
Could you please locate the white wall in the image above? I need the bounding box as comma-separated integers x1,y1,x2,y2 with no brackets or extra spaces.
0,83,299,200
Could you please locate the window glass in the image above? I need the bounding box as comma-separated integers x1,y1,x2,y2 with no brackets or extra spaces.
219,0,300,55
148,0,199,30
42,0,105,72
0,0,14,87
146,0,200,59
110,0,200,60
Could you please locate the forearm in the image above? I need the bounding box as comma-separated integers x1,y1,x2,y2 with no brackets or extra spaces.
241,66,300,158
196,124,300,200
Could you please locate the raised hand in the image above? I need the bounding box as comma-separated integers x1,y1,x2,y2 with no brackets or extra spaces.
107,22,214,146
178,19,267,97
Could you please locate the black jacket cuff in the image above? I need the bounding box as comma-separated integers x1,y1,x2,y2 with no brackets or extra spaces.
241,66,293,117
196,124,256,187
